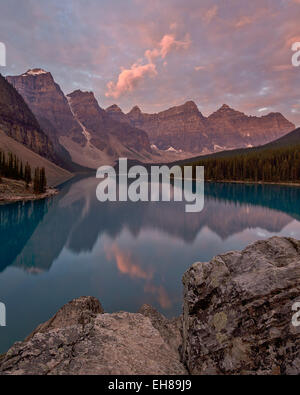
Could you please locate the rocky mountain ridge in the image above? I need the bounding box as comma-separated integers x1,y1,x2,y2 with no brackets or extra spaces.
7,70,152,169
0,73,56,162
0,72,72,187
0,129,72,187
106,101,295,154
67,90,151,161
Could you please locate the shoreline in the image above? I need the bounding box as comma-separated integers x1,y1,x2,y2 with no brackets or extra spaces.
203,179,300,187
0,188,58,205
0,177,59,206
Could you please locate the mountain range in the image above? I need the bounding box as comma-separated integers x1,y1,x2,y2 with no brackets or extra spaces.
0,67,297,173
106,101,295,154
7,69,154,169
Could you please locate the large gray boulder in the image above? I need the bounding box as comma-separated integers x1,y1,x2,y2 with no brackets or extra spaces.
182,236,300,375
0,297,187,375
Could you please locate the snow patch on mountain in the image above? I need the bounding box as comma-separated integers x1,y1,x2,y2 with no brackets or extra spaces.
22,69,48,77
166,146,183,153
67,97,92,144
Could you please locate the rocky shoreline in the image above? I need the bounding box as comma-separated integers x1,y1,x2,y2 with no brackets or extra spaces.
1,236,299,375
0,178,58,205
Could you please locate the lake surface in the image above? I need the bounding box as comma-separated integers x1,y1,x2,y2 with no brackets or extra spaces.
1,176,300,353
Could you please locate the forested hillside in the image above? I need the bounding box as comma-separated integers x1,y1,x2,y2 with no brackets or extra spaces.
188,144,300,183
0,150,47,193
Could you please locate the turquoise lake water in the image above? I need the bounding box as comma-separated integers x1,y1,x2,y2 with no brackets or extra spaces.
1,176,300,353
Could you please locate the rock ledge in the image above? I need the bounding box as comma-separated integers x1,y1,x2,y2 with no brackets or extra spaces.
0,297,186,375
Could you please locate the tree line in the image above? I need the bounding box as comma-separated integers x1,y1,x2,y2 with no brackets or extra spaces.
0,151,47,193
187,144,300,183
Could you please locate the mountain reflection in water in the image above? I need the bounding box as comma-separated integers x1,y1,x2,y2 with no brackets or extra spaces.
1,176,300,353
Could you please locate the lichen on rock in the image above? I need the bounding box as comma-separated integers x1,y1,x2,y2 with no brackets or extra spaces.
182,236,300,375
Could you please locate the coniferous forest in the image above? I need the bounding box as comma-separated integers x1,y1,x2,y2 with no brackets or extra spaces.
0,150,47,193
189,144,300,183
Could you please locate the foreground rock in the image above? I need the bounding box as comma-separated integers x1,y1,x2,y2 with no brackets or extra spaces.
138,304,183,358
1,236,300,375
0,297,186,375
182,236,300,374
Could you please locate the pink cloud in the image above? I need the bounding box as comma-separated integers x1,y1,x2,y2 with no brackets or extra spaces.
106,32,191,98
160,33,191,57
145,33,191,62
202,5,218,24
105,62,157,99
285,35,300,49
194,64,214,71
235,16,254,28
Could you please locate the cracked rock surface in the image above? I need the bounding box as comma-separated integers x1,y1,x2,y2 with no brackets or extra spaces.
0,297,186,375
182,236,300,375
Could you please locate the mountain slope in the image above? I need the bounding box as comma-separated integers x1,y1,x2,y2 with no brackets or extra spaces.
68,90,150,153
181,126,300,163
0,129,72,186
262,127,300,149
106,104,131,125
6,69,85,145
0,73,56,162
179,125,300,184
6,69,87,170
63,90,153,168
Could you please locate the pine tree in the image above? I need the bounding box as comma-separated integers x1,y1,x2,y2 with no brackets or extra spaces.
187,144,300,184
24,162,32,188
39,167,47,193
19,161,24,180
33,168,40,194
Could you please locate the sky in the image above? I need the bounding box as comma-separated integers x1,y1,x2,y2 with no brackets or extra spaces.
0,0,300,125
